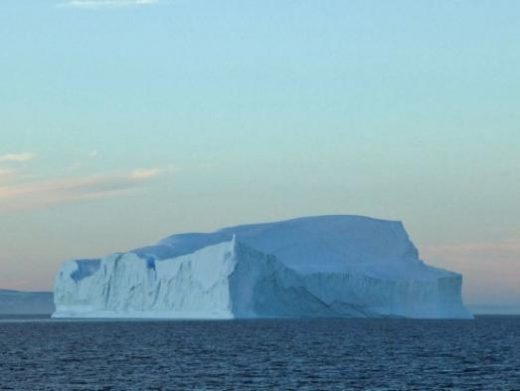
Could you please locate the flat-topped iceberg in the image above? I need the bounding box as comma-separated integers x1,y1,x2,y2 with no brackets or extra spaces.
53,215,472,319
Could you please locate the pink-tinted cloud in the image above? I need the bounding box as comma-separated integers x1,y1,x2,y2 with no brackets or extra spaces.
0,152,36,163
0,168,161,213
0,168,16,180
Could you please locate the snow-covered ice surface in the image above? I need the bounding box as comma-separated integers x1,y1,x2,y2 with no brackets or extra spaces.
53,215,473,319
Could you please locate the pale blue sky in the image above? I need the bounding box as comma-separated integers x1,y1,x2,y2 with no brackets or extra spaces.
0,0,519,307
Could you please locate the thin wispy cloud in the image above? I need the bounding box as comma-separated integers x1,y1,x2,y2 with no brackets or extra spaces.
0,168,162,213
58,0,159,9
0,153,37,163
131,168,161,179
0,168,15,179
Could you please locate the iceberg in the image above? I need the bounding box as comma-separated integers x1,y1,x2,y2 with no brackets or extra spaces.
53,215,472,319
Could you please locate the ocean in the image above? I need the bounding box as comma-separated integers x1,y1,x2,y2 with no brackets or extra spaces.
1,316,519,390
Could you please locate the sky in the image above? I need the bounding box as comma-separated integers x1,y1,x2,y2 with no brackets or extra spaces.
0,0,519,308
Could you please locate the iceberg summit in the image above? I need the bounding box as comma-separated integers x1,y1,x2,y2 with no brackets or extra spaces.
53,215,472,319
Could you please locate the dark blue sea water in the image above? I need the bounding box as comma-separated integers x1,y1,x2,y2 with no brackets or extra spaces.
1,316,519,390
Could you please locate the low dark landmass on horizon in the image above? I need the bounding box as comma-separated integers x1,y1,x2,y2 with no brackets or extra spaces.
0,289,54,314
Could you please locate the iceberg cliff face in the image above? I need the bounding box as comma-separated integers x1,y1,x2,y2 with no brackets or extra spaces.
53,215,472,319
